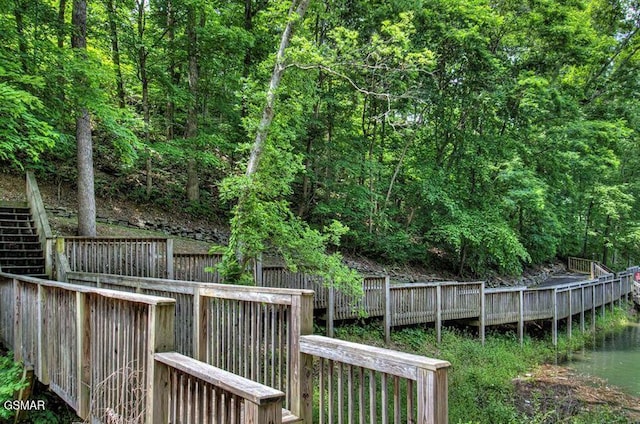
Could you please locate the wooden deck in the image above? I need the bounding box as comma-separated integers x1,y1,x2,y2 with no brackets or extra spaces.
2,172,635,424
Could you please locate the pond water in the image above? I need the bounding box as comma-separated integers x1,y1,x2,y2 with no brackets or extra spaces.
567,322,640,396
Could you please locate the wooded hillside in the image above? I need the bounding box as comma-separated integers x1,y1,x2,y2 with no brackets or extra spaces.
1,0,639,277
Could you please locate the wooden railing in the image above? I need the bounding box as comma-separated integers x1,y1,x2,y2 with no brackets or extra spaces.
66,271,315,422
0,272,286,424
567,257,593,274
154,352,285,424
567,256,614,279
300,335,450,424
592,262,614,279
65,271,455,423
173,252,223,283
259,263,634,346
25,172,53,277
59,237,174,279
0,272,174,422
385,281,484,343
261,266,329,310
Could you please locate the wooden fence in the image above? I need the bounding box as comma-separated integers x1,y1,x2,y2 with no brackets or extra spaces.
55,237,174,279
154,352,285,424
478,275,633,345
25,172,53,276
173,253,223,282
66,271,315,422
300,335,450,424
65,272,451,424
567,256,615,279
259,265,634,346
567,257,593,275
0,272,286,423
385,281,484,343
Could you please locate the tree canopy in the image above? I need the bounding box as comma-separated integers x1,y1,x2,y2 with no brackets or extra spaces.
1,0,639,277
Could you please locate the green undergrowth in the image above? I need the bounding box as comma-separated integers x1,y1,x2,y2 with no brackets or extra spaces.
0,350,81,423
0,352,28,421
331,305,635,424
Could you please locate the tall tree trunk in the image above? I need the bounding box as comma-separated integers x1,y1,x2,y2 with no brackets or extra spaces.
14,1,28,72
165,0,178,141
57,0,67,48
57,0,67,105
185,5,200,202
72,0,96,236
135,0,153,199
106,0,125,108
230,0,311,269
245,0,312,178
136,1,149,135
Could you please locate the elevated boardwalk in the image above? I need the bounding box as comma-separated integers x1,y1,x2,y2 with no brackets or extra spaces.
1,173,636,423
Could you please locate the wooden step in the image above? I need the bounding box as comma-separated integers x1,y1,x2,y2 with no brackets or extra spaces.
0,258,45,266
0,212,32,220
0,201,29,209
0,265,46,274
0,226,37,235
0,250,44,258
0,234,40,242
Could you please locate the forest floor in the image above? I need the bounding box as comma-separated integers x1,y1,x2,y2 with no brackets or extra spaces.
2,171,639,421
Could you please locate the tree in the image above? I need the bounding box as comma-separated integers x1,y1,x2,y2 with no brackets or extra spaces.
72,0,97,236
218,0,361,294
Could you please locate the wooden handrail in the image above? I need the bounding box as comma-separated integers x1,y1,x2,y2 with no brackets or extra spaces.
0,272,176,423
300,335,450,373
300,335,450,424
155,352,285,405
65,271,315,423
61,237,174,279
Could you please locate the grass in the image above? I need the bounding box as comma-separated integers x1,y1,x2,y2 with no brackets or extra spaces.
331,305,636,423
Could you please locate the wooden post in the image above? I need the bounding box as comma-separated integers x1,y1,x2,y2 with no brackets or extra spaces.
610,280,615,313
591,285,596,332
55,238,68,282
327,286,335,337
165,239,174,280
13,278,23,362
479,282,486,346
254,253,263,285
601,281,606,319
436,284,442,344
145,301,176,424
580,286,585,333
518,289,524,346
76,291,91,418
193,286,207,361
37,285,49,385
290,293,314,423
384,276,391,344
151,360,170,424
552,288,558,347
416,367,448,424
44,238,53,279
567,289,572,340
244,399,283,424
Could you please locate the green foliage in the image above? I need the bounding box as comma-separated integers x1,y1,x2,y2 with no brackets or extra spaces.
0,68,58,169
3,0,640,277
0,353,27,420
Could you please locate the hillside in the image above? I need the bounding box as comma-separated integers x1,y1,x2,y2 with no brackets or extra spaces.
0,171,565,285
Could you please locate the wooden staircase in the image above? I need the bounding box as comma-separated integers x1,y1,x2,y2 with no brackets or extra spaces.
0,203,47,278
